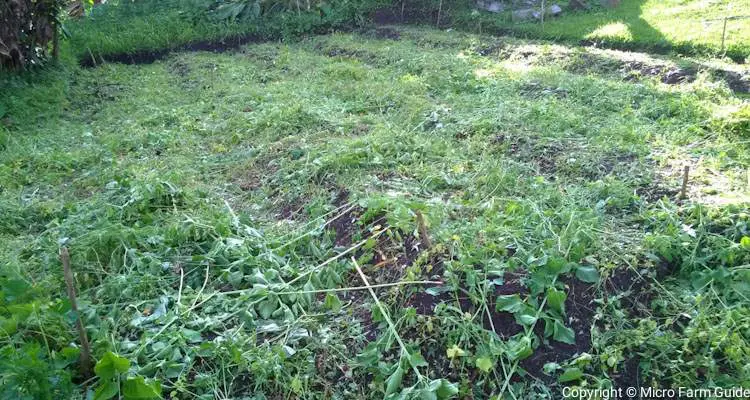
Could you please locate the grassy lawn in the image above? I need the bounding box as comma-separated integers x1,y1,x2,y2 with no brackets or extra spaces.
2,23,750,399
63,0,381,63
62,0,750,65
453,0,750,61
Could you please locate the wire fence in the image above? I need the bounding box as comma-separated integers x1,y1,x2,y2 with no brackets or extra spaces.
702,15,750,56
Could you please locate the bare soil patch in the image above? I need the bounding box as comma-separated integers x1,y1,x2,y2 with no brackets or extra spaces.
79,33,264,67
473,41,749,94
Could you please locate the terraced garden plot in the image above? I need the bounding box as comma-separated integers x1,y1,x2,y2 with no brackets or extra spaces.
1,25,749,399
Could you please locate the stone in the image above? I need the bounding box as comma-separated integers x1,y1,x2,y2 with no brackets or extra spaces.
512,8,541,21
485,2,504,12
548,4,563,16
568,0,588,10
477,1,505,13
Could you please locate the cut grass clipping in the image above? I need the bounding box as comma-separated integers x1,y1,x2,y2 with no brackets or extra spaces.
2,18,750,400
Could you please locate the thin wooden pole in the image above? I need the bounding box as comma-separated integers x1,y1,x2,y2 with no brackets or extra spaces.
415,210,432,248
352,258,424,380
679,166,690,200
52,20,59,61
720,16,728,56
60,247,93,380
541,0,546,29
436,0,443,27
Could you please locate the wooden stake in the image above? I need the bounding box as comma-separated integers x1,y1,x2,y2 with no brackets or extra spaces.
721,16,728,56
541,0,546,28
60,247,93,380
679,165,690,199
52,20,60,61
415,210,432,248
436,0,443,27
351,258,423,380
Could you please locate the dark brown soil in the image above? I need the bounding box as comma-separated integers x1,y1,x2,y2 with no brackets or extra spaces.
320,45,381,65
621,61,695,84
612,354,642,389
79,33,264,67
471,40,748,94
605,267,653,317
519,277,597,382
167,58,191,77
721,70,750,93
406,266,599,384
328,200,364,248
476,42,506,57
371,8,401,25
278,201,306,220
637,182,680,203
326,189,429,342
367,26,402,40
519,81,569,99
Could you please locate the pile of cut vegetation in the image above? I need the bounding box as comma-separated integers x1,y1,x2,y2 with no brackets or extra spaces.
1,1,749,399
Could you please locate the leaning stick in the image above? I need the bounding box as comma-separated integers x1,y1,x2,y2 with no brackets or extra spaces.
415,211,432,248
271,280,442,296
352,257,424,380
60,247,92,380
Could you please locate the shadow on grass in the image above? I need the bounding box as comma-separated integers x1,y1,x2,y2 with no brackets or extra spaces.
577,1,669,50
446,0,746,61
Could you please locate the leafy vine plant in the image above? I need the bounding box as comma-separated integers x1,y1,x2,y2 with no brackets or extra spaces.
200,0,348,21
353,258,460,400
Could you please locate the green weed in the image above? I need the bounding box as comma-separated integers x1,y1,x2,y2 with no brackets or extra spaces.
1,20,749,399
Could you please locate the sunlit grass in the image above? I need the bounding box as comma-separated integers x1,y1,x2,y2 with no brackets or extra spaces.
586,21,633,41
457,0,750,61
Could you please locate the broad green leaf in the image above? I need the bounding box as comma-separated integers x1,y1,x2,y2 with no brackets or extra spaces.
446,344,466,359
572,353,593,367
475,357,494,373
324,293,342,313
495,294,523,313
543,317,554,338
543,362,561,374
302,281,315,304
258,298,277,319
544,257,572,276
93,380,118,400
385,366,404,396
546,287,566,315
213,2,246,20
55,346,81,369
0,316,18,335
291,376,303,394
553,320,575,345
507,335,533,361
419,389,438,400
228,271,243,286
741,236,750,249
434,379,459,399
95,352,131,380
164,362,184,378
410,352,428,368
517,313,537,327
122,376,161,400
575,265,600,283
558,367,583,383
181,328,202,344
